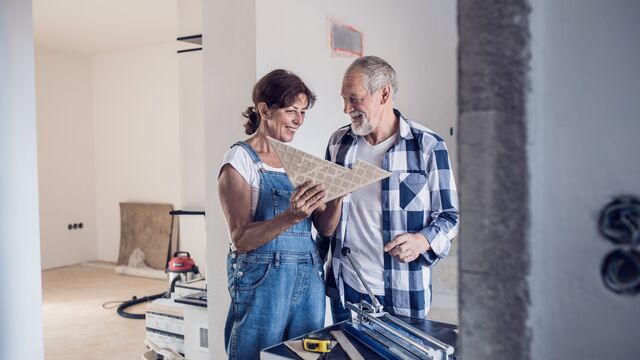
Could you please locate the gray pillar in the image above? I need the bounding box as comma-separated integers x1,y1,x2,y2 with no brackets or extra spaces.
458,1,531,359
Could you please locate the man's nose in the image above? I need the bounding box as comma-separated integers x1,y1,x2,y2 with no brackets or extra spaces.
343,99,353,114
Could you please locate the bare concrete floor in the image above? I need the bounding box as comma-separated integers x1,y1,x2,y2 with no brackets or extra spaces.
42,264,166,360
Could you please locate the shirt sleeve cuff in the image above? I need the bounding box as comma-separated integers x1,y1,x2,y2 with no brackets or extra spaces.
418,228,441,267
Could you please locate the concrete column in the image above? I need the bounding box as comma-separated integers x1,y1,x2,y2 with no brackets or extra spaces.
457,1,531,359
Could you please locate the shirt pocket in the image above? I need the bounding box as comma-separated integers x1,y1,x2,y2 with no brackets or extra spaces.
398,171,428,211
271,188,311,236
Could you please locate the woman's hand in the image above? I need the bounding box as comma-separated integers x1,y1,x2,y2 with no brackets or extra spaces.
288,181,327,221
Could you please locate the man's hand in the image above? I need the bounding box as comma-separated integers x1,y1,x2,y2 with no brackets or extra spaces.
383,233,430,263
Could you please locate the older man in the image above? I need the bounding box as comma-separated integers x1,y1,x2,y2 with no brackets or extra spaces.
320,56,459,321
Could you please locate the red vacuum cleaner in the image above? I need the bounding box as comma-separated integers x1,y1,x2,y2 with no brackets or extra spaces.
167,251,200,292
117,251,200,320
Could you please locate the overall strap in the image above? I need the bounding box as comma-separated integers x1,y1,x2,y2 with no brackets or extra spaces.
231,141,261,164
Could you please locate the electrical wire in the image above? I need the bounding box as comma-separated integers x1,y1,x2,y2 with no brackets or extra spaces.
116,277,182,319
102,300,126,309
117,292,168,320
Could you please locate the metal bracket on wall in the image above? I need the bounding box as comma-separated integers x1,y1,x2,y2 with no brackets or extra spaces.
177,34,202,54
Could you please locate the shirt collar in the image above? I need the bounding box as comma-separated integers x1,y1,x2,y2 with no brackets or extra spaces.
395,108,414,141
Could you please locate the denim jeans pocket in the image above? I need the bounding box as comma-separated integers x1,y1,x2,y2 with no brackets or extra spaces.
235,261,273,291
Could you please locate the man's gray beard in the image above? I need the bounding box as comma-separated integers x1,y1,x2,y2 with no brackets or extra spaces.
351,115,373,136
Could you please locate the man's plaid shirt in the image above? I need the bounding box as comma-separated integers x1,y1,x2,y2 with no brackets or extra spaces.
319,109,459,318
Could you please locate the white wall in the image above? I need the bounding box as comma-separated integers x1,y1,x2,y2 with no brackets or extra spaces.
35,48,98,270
34,42,200,271
0,0,45,358
256,0,458,323
529,0,640,358
178,50,207,274
93,44,182,262
203,0,256,357
177,0,202,37
256,0,457,162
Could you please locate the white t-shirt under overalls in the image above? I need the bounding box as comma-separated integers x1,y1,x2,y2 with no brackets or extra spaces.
220,145,285,218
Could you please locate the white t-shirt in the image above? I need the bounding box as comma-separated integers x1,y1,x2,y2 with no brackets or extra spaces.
341,133,397,295
219,144,285,218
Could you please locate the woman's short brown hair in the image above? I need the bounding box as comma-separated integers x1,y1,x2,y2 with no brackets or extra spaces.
242,69,316,135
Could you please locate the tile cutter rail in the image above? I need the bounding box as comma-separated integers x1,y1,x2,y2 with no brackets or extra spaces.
340,247,456,360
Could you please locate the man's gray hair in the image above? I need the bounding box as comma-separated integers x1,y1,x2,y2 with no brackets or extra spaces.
345,55,398,98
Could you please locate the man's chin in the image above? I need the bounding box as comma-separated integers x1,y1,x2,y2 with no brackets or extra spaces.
351,124,372,136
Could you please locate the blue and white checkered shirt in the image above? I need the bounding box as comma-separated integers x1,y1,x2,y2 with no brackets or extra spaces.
319,109,459,318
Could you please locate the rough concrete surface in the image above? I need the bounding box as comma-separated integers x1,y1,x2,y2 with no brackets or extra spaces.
458,0,531,359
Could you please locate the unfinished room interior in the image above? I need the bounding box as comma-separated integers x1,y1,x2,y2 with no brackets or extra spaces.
1,0,639,359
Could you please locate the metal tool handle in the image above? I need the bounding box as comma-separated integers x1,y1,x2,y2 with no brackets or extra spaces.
341,247,384,312
384,313,454,355
169,210,205,216
346,302,437,357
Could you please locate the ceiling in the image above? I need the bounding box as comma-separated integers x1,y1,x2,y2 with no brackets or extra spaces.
33,0,177,54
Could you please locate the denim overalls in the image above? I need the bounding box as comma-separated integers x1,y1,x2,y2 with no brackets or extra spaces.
224,142,326,360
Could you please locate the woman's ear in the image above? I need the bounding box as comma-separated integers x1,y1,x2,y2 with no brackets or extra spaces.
257,102,270,120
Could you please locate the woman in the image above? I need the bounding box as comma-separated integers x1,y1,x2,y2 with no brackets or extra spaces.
218,69,341,360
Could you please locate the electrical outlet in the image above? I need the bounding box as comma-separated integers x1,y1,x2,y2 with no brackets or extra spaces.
67,222,84,230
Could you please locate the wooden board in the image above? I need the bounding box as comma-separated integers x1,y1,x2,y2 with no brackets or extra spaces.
118,202,178,270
